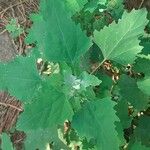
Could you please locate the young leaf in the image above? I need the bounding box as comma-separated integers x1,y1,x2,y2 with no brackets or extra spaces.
72,97,120,149
62,68,101,98
6,18,24,38
93,9,148,65
80,71,102,90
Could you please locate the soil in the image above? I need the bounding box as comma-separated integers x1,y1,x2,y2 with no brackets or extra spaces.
0,0,39,149
124,0,150,10
0,0,39,53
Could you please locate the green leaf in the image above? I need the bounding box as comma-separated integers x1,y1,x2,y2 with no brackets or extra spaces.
1,133,14,150
6,18,24,38
93,9,148,65
0,55,41,100
17,82,73,149
27,0,92,64
80,71,102,90
134,115,150,147
118,75,149,111
63,71,81,98
72,97,120,149
62,68,101,98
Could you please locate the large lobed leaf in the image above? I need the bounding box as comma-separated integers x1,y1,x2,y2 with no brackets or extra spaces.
93,9,148,65
72,97,120,149
26,0,92,64
0,55,41,100
17,82,73,149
